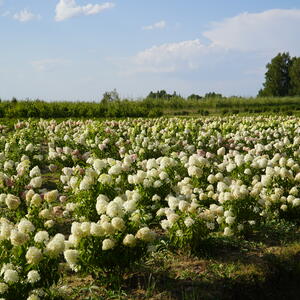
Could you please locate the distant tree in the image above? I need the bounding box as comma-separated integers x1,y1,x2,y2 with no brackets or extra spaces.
187,94,202,101
289,57,300,96
204,92,223,98
11,97,17,104
258,52,293,97
157,90,168,98
101,89,120,104
146,90,176,100
148,91,156,98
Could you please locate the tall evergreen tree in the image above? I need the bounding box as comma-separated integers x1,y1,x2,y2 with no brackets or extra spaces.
258,52,292,97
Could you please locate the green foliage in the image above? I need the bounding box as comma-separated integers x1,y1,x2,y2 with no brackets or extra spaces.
101,89,120,104
204,92,223,98
0,239,62,300
259,52,292,97
222,195,262,235
147,90,178,100
258,52,300,97
0,93,300,119
289,57,300,96
187,94,202,101
147,108,163,118
77,234,147,281
167,214,209,252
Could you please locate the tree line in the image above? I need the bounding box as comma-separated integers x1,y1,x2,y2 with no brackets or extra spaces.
0,95,300,119
0,51,299,118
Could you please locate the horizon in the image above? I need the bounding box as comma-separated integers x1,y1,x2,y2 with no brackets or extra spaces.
1,0,300,101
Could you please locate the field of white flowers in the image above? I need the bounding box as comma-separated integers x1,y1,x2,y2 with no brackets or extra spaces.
1,116,300,300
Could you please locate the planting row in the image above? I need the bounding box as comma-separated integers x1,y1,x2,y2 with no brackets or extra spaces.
1,116,300,299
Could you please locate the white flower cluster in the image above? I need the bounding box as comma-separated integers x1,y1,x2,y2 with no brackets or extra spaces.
3,116,300,298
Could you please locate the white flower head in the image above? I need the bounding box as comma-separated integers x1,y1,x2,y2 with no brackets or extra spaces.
224,227,233,236
135,227,156,242
44,190,59,203
45,233,65,257
34,231,49,244
0,282,8,294
29,166,41,178
4,269,19,283
64,249,79,267
5,194,21,210
27,270,41,284
26,247,43,265
10,229,29,246
96,195,109,215
123,234,137,247
90,223,105,236
31,194,42,207
102,238,115,250
184,217,195,227
27,295,40,300
111,217,125,231
29,177,43,188
106,201,124,217
18,218,35,234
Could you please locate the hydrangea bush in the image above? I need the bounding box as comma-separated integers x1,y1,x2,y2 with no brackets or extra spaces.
1,116,300,298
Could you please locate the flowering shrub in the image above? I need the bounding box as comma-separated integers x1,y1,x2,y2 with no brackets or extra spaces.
64,194,157,282
1,116,300,297
0,218,64,299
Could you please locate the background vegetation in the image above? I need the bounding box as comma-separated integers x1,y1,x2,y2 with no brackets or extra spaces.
1,95,300,119
1,52,300,118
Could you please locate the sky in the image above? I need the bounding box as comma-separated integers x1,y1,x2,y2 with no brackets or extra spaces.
1,0,300,101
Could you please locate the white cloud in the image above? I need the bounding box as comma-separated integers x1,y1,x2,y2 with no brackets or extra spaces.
142,20,166,30
13,9,41,22
128,9,300,74
203,9,300,53
55,0,115,21
132,39,222,73
31,59,71,72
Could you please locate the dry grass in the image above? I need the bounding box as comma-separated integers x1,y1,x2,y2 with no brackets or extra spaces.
58,232,300,300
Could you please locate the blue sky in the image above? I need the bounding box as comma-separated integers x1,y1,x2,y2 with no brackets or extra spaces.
1,0,300,101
